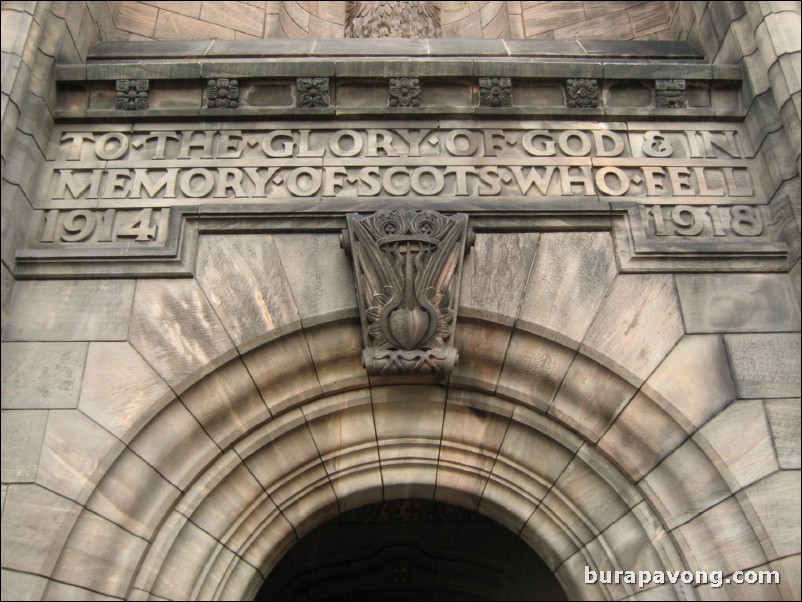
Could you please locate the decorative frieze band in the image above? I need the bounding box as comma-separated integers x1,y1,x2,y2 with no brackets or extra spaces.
106,76,689,111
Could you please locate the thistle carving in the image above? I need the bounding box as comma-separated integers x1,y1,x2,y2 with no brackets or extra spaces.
342,208,472,377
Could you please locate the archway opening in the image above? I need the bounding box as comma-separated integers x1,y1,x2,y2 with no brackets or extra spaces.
256,499,568,601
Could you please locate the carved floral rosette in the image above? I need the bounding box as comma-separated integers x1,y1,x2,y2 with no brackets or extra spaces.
342,209,472,377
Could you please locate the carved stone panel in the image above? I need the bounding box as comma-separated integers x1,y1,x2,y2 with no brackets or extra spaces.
566,79,600,108
116,80,148,110
479,78,512,108
655,79,687,109
206,79,239,109
341,208,472,377
389,78,421,107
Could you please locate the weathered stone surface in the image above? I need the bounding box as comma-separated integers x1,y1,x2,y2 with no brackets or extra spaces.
450,318,511,392
765,398,801,469
725,333,801,398
1,342,86,409
302,390,382,511
642,438,732,530
550,353,637,442
372,385,446,500
36,409,123,504
0,484,81,576
1,409,47,482
459,233,538,325
3,280,134,342
541,453,632,545
85,448,181,540
673,497,768,576
496,329,575,412
642,335,736,433
517,232,617,349
581,274,684,386
481,406,577,534
185,458,271,545
129,279,237,393
695,399,779,490
242,331,322,415
236,409,337,531
0,569,48,602
772,554,802,602
78,342,174,443
435,389,512,509
273,233,357,326
196,235,301,352
179,358,269,449
42,579,124,601
50,510,148,598
597,391,688,481
738,470,801,560
129,401,220,490
303,320,367,393
676,273,801,333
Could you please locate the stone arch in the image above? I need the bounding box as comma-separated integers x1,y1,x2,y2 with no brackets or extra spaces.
42,308,775,601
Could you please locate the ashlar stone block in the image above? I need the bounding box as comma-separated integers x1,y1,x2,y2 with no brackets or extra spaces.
179,358,269,449
435,389,513,509
725,333,801,398
302,390,382,512
549,353,637,442
78,342,174,443
738,470,801,560
1,342,87,409
496,329,575,412
450,318,511,392
0,569,49,602
241,331,322,415
642,438,733,530
1,409,47,482
36,409,124,505
676,273,801,333
765,398,801,468
129,279,237,393
695,399,779,490
581,274,684,387
3,280,134,342
303,320,368,394
128,401,221,491
597,391,688,481
459,232,539,325
518,232,617,349
196,235,301,353
673,497,768,576
372,384,446,500
272,233,358,327
642,335,736,433
0,484,82,577
85,448,181,541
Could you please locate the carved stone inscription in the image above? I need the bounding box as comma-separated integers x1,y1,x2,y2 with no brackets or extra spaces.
41,122,762,208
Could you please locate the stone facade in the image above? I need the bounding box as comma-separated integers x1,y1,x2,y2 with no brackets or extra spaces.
1,2,800,600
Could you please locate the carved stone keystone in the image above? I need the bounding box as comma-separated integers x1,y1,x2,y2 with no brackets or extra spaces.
342,208,473,377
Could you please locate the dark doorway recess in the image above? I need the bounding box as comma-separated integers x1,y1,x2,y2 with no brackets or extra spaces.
257,499,568,601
